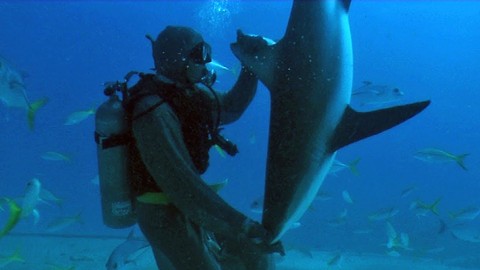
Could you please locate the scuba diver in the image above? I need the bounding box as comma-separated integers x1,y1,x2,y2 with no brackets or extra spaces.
124,26,282,269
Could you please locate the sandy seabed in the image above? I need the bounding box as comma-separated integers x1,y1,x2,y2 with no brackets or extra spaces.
0,234,474,270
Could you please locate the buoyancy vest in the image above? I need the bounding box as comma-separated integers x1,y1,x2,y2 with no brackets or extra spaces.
126,74,218,195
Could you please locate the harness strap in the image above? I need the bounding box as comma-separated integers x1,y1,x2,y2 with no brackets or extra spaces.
94,131,131,149
131,99,166,121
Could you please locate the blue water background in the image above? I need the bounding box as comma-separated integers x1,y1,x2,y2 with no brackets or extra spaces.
1,0,479,262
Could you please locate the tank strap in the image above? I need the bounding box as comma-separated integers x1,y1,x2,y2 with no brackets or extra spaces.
94,131,131,149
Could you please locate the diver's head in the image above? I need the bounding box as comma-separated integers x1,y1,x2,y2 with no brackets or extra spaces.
149,26,215,86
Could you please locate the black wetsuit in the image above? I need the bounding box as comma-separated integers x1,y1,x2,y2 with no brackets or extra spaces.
130,68,275,270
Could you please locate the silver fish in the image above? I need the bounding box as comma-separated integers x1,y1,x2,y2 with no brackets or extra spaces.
46,213,83,232
41,151,71,162
0,55,29,109
106,229,150,270
368,207,399,221
21,178,42,223
449,206,480,221
0,55,47,130
351,81,404,107
64,108,96,125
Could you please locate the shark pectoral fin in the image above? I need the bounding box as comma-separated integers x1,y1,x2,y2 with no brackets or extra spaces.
230,30,277,89
330,100,431,151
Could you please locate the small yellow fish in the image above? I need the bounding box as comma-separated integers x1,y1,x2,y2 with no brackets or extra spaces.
46,212,83,232
0,197,22,238
64,108,96,125
137,179,228,205
41,151,71,162
0,249,24,268
214,145,226,158
414,148,469,170
342,190,354,204
327,253,342,266
27,98,48,131
386,221,409,250
44,262,76,270
448,206,480,221
410,197,442,217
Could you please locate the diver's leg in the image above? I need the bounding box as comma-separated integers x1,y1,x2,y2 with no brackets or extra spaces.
136,201,221,270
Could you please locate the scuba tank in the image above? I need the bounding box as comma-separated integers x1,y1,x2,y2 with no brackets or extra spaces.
94,72,138,229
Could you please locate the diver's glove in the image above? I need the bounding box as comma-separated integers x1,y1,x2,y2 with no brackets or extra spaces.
231,29,269,76
234,29,268,55
241,219,285,256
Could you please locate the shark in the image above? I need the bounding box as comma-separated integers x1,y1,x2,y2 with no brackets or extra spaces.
231,0,430,243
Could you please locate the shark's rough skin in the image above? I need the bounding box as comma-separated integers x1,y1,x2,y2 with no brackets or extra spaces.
231,0,429,243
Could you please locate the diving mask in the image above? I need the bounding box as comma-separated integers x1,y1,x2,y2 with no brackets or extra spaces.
189,41,212,64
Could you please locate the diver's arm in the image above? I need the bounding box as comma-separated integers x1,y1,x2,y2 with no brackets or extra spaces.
132,95,250,236
217,66,258,125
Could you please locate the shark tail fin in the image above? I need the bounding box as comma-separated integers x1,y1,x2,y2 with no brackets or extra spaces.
329,100,430,152
455,153,469,170
27,98,48,131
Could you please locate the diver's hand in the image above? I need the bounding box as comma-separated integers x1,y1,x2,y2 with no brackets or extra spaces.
234,29,268,55
242,219,286,256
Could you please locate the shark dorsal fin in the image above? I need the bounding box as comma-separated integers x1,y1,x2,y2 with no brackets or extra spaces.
329,101,431,152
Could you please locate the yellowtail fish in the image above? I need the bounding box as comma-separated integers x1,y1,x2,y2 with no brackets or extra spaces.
46,212,83,232
410,197,442,217
0,249,24,268
400,185,417,198
40,188,63,207
342,190,354,204
213,144,226,158
41,151,71,162
451,226,480,243
414,148,469,170
64,107,95,125
137,179,228,205
449,206,480,221
327,209,348,227
314,190,332,201
44,262,76,270
368,207,399,222
0,55,48,130
327,253,343,267
329,158,360,176
386,221,409,250
0,198,22,238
